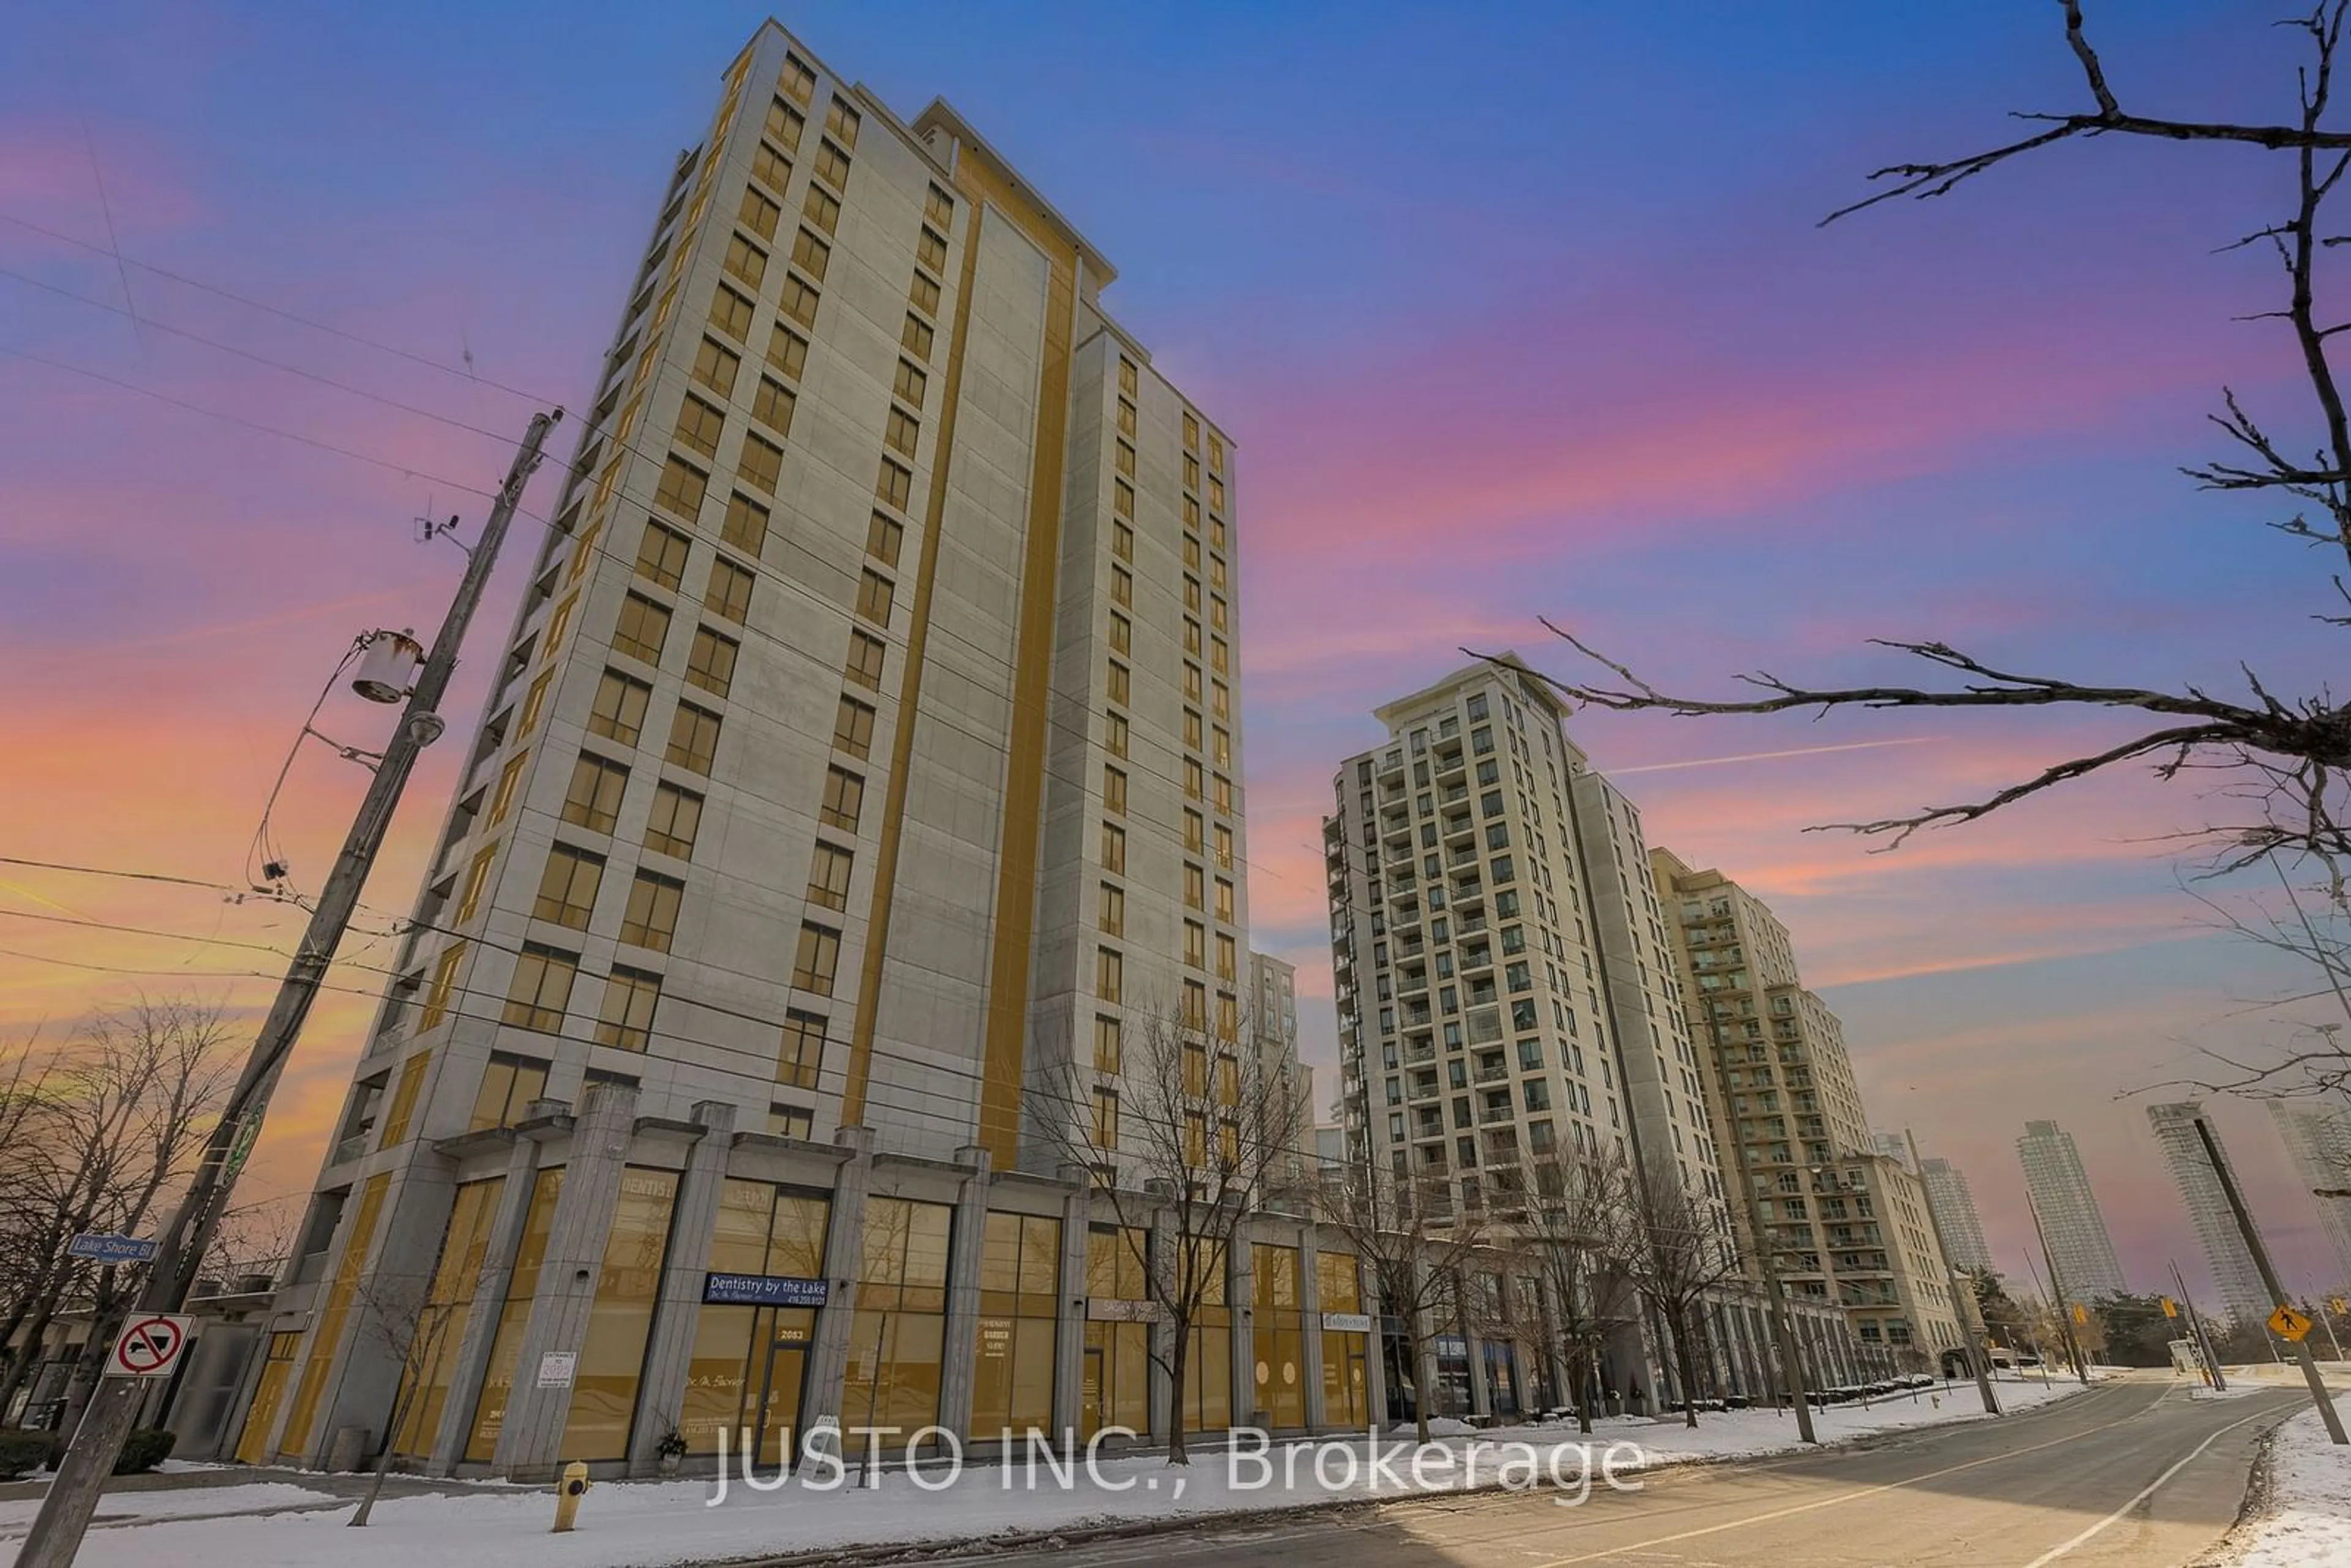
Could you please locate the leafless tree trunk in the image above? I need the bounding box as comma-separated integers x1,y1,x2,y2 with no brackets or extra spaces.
1521,1148,1640,1435
1317,1158,1491,1442
1030,1002,1308,1465
347,1271,458,1527
1623,1152,1742,1430
1474,2,2351,887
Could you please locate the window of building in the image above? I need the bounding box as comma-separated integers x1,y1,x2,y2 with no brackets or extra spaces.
645,781,703,860
613,592,672,665
751,140,793,194
808,842,854,912
1114,478,1134,518
780,57,816,107
865,509,905,568
794,923,841,995
778,1010,825,1089
909,271,940,315
667,701,722,775
596,966,661,1052
802,184,841,234
691,336,741,398
1095,947,1123,1003
902,313,934,360
894,358,928,407
814,138,850,187
857,568,896,625
751,376,796,437
468,1051,550,1133
1101,820,1125,874
926,183,954,227
723,233,767,290
1185,809,1204,852
1092,1088,1118,1149
516,667,555,738
620,870,684,952
561,754,629,835
1185,920,1206,969
780,274,820,329
883,407,919,457
768,323,809,380
737,185,780,241
531,846,602,931
1184,759,1204,800
705,555,754,623
654,456,708,521
490,751,528,827
423,943,466,1032
1098,882,1125,937
821,765,864,831
846,628,887,690
709,284,754,341
877,458,913,511
686,625,739,697
791,227,831,283
456,844,497,926
1111,565,1131,606
636,519,691,590
1093,1015,1121,1073
502,944,577,1032
1103,765,1127,815
738,432,784,495
1106,659,1129,706
834,695,876,759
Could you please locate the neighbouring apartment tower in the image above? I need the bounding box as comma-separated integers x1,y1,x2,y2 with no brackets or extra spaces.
231,21,1329,1480
1918,1156,1996,1276
2015,1119,2129,1302
1649,853,1965,1367
2268,1099,2351,1292
2147,1101,2272,1326
1321,659,1866,1413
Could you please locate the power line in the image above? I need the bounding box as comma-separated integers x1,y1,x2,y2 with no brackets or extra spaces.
0,208,551,405
0,345,501,498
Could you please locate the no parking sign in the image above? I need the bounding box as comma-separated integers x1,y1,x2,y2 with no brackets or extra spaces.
107,1314,194,1378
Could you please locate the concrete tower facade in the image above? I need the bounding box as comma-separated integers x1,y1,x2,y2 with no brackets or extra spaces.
2268,1098,2351,1292
231,21,1312,1480
1919,1157,1996,1275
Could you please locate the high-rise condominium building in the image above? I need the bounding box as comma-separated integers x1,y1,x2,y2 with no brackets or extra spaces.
232,21,1319,1480
1650,855,1964,1365
2269,1099,2351,1290
1918,1157,1995,1275
2147,1102,2271,1324
2015,1120,2128,1301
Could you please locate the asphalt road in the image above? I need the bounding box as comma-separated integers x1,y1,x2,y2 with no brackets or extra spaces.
932,1378,2306,1568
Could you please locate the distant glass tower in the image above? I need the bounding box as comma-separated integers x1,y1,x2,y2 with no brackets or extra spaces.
2147,1101,2271,1324
2015,1119,2128,1300
2268,1099,2351,1291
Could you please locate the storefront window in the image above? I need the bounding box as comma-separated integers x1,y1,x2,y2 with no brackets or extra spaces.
1083,1225,1152,1439
391,1175,507,1457
1318,1250,1369,1429
467,1166,564,1462
1251,1244,1306,1429
841,1195,952,1449
561,1166,680,1460
971,1212,1061,1440
680,1179,830,1460
1181,1245,1232,1434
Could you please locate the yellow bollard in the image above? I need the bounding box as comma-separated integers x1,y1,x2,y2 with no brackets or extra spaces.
553,1460,590,1532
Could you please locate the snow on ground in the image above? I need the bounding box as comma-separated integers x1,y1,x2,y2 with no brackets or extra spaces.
0,1484,337,1538
0,1377,2084,1568
2222,1406,2351,1568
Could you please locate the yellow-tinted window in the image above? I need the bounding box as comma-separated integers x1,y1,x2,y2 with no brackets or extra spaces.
793,923,840,994
502,944,576,1032
561,753,628,835
645,781,703,860
667,702,722,775
620,871,684,951
821,766,864,831
590,670,650,744
706,556,754,623
596,966,661,1052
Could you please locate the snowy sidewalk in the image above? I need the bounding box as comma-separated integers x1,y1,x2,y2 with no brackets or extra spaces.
0,1376,2085,1568
2217,1405,2351,1567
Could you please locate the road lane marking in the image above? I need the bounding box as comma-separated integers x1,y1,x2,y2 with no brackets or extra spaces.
1524,1387,2287,1568
2014,1405,2283,1568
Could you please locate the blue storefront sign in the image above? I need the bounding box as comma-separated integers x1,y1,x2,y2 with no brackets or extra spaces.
702,1272,830,1307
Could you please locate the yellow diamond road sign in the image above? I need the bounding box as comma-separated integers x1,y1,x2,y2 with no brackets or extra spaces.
2270,1304,2314,1343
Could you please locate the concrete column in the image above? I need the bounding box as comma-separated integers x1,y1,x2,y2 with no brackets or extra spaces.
1228,1221,1256,1428
800,1126,873,1440
1360,1255,1389,1431
1297,1222,1325,1431
493,1081,640,1478
429,1130,545,1473
936,1145,991,1448
1463,1292,1494,1421
1537,1272,1572,1411
307,1161,457,1469
625,1101,733,1474
1144,1199,1174,1441
1052,1167,1091,1445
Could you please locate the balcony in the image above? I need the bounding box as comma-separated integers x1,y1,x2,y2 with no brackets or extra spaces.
1477,1104,1515,1125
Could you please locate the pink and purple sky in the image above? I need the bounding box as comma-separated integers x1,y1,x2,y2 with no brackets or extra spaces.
4,1,2346,1309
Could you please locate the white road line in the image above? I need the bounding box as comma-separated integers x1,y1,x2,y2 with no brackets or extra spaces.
1525,1384,2257,1568
2015,1405,2282,1568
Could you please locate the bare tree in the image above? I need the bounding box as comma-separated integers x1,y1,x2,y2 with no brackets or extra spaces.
1622,1152,1743,1428
1030,1001,1308,1465
347,1270,460,1526
1316,1156,1491,1442
0,997,236,1428
1521,1147,1641,1434
1477,2,2351,880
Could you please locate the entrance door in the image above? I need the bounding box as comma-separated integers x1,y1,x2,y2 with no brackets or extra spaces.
751,1307,814,1466
1081,1344,1104,1438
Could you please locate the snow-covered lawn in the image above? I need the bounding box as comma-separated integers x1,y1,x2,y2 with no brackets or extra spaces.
0,1376,2084,1568
2221,1406,2351,1568
0,1483,338,1537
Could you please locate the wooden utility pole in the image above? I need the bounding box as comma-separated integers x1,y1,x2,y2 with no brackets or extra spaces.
16,411,558,1568
2191,1115,2346,1445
